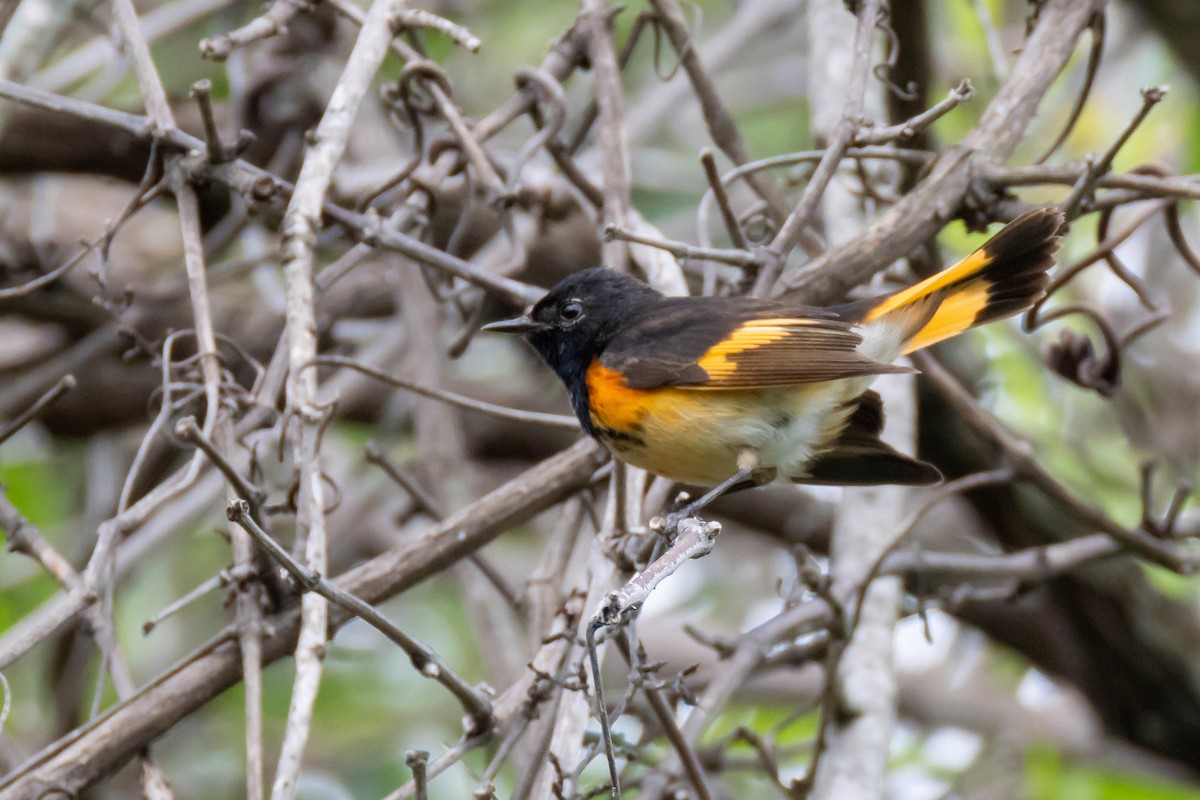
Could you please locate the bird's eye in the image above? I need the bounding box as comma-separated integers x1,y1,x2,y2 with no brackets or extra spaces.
560,301,583,323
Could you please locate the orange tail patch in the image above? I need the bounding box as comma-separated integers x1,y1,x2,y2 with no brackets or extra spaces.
863,208,1064,354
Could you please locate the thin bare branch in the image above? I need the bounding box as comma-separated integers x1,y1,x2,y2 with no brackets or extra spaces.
751,0,881,297
313,355,579,427
854,78,974,146
603,223,758,268
0,80,544,307
199,0,309,61
272,3,411,796
779,0,1107,304
647,0,792,222
583,0,632,271
913,352,1196,573
0,374,75,448
227,500,495,733
0,440,606,796
0,487,82,589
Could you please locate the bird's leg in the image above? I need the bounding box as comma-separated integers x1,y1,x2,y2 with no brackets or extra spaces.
657,451,763,537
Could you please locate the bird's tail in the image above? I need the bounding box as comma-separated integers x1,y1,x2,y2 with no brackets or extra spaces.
861,208,1064,354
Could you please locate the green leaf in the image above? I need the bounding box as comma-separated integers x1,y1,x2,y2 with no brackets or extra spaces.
1028,745,1200,800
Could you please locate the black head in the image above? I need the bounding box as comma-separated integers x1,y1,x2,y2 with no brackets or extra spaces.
482,267,662,382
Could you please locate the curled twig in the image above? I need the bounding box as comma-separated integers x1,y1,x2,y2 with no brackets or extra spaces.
871,4,917,101
1026,199,1165,329
1035,11,1105,165
391,7,481,52
1095,200,1158,308
1039,305,1122,396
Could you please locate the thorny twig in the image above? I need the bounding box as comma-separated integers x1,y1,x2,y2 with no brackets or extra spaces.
1035,11,1106,165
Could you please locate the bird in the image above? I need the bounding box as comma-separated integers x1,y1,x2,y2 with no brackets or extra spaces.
483,208,1063,511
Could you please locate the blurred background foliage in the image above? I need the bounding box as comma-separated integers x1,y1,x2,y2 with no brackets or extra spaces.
2,0,1200,798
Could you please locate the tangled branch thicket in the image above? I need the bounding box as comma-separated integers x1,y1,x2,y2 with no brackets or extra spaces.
1,0,1200,797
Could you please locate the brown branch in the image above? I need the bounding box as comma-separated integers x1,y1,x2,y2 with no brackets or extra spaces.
602,223,758,268
324,0,504,200
853,78,975,146
0,487,82,590
778,0,1107,304
0,246,91,299
647,0,791,222
699,148,749,250
750,0,880,297
1060,85,1167,219
313,355,579,427
199,0,310,60
363,442,524,613
0,80,544,308
0,440,607,797
0,374,75,448
913,352,1195,573
1034,11,1105,165
273,2,411,792
226,500,495,734
583,0,633,272
883,534,1123,580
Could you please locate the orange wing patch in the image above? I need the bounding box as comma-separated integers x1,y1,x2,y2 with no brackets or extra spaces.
680,318,902,388
695,319,811,381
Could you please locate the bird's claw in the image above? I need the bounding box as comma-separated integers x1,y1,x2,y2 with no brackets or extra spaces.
650,510,693,540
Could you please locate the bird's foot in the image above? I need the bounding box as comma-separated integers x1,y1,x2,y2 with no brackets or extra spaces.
650,491,703,541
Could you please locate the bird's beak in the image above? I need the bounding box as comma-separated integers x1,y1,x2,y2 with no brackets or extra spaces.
482,314,540,335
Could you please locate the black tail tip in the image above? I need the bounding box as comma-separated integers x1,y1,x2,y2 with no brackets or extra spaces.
1009,206,1067,247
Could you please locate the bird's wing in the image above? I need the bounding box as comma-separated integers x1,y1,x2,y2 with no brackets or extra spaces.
601,301,909,390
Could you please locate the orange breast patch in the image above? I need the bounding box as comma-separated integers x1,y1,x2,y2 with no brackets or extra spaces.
585,360,652,431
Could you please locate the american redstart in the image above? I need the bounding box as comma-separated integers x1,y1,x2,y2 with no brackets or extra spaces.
484,208,1063,496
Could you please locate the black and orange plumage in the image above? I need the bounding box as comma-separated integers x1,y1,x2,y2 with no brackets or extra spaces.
485,208,1064,490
